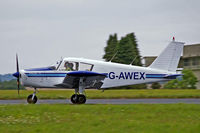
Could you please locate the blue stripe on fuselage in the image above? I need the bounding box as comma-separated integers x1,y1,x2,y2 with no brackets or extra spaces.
25,67,54,71
146,74,167,78
25,73,67,77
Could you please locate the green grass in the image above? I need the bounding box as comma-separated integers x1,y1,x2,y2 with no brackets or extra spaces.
0,89,200,100
0,104,200,133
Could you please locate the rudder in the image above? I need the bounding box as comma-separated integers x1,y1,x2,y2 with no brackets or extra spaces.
149,41,184,72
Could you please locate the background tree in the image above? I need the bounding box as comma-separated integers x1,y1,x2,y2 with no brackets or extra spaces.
116,33,142,65
164,69,198,89
103,33,142,66
103,33,118,61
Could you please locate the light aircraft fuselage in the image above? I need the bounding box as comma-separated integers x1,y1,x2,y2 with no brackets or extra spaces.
19,57,174,89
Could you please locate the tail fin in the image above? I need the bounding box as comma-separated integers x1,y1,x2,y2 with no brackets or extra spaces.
149,40,184,72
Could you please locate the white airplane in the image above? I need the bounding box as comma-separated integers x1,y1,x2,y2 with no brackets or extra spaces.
13,38,184,104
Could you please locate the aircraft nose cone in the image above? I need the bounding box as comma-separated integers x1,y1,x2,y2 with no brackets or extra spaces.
13,72,20,78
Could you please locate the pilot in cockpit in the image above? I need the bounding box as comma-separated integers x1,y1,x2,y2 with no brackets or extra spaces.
64,62,74,71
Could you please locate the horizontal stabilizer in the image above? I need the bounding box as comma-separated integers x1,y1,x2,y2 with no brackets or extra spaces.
164,74,183,79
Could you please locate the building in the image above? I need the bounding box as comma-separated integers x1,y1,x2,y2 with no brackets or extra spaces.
143,43,200,89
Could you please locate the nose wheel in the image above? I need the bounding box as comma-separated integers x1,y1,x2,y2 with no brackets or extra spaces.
27,88,38,104
71,94,86,104
27,94,37,104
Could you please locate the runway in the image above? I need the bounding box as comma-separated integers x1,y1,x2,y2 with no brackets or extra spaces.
0,98,200,104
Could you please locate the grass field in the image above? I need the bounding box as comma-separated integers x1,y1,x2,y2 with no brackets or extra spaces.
0,89,200,100
0,104,199,133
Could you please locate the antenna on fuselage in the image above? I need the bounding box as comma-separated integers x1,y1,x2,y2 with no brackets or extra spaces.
130,56,138,65
109,51,118,62
130,56,144,66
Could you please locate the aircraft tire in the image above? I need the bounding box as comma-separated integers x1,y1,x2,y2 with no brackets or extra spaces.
77,94,86,104
71,94,79,104
27,94,37,104
71,94,86,104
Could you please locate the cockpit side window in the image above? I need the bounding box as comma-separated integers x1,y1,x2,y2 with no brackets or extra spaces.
58,61,93,71
58,61,78,71
79,62,94,71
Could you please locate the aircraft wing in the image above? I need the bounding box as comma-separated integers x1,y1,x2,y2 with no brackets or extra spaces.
55,71,107,89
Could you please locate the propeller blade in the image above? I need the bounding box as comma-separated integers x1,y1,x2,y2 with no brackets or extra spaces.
16,54,20,95
16,54,19,73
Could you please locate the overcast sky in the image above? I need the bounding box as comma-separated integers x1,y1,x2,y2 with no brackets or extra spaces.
0,0,200,74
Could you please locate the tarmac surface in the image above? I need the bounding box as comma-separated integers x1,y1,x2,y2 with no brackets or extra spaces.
0,98,200,104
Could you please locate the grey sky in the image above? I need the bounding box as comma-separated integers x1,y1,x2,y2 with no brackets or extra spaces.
0,0,200,74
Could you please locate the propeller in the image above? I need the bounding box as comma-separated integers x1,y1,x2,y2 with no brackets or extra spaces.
13,54,20,95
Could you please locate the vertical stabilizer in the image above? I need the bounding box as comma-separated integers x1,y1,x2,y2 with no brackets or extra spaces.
149,40,184,72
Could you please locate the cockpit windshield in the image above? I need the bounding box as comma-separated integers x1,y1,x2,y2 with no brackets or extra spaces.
49,59,63,70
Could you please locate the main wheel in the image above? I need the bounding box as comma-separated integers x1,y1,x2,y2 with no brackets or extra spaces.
27,94,37,104
77,94,86,104
71,94,79,104
70,94,86,104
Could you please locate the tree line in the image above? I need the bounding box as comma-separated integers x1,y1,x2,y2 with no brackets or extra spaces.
0,80,24,90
